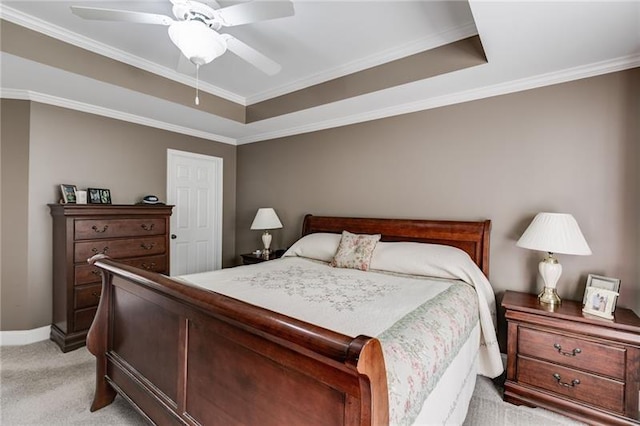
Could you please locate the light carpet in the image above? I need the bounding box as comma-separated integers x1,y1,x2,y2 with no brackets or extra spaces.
1,340,584,425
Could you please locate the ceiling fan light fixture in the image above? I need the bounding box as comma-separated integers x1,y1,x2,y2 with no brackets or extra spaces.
168,20,226,65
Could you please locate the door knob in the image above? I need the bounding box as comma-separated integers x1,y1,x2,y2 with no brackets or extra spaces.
171,234,177,239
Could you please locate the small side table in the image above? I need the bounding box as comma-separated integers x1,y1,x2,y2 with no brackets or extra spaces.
502,290,640,425
241,250,284,265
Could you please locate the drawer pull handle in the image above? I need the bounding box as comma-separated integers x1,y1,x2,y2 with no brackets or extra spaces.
91,291,101,300
141,262,156,270
92,225,109,233
91,270,101,276
553,343,582,357
140,243,155,250
141,223,155,231
91,247,109,255
553,373,580,388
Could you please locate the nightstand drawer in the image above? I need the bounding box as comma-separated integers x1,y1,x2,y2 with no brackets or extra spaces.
519,327,626,379
517,355,625,413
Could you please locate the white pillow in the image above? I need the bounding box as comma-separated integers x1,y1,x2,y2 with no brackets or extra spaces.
369,241,476,280
282,233,342,262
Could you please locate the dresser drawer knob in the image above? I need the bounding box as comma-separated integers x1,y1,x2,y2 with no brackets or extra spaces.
141,223,155,231
141,262,156,270
553,343,581,356
92,225,109,233
91,269,101,276
91,291,101,300
91,247,109,255
140,242,156,250
553,373,580,388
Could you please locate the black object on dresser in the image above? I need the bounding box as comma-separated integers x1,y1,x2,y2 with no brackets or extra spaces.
49,204,173,352
502,290,640,425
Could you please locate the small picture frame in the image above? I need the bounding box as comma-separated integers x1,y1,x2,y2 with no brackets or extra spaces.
582,287,619,320
582,274,620,310
88,188,112,204
60,184,77,204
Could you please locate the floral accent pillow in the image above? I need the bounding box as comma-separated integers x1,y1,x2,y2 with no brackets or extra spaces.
331,231,381,271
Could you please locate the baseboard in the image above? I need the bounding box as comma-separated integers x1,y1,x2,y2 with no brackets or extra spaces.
0,325,51,346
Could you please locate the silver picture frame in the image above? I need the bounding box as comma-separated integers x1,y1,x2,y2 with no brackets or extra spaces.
582,273,620,310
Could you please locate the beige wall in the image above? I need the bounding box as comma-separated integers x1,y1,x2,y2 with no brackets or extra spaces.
1,101,237,330
2,68,638,332
1,100,31,330
237,68,640,316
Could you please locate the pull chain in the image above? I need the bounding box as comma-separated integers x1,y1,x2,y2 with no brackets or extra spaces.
195,64,200,106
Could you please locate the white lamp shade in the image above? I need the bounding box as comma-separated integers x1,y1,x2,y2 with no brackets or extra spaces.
516,212,591,255
250,208,283,230
168,21,227,66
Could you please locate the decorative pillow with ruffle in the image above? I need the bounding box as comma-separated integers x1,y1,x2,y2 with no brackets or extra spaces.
330,230,381,271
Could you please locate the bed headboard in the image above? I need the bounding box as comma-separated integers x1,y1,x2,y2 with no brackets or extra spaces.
301,214,492,278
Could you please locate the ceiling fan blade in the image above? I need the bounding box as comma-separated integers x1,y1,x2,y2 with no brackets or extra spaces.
70,6,174,26
223,35,281,75
215,1,294,27
171,0,221,10
202,0,222,10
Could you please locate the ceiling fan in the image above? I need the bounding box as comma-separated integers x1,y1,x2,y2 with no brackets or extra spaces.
70,0,294,76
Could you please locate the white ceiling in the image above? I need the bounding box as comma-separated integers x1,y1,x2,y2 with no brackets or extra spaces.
1,1,639,145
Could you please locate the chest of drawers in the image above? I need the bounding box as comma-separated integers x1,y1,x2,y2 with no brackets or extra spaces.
49,204,173,352
502,291,640,425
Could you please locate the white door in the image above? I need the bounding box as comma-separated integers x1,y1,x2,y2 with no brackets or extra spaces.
167,149,223,276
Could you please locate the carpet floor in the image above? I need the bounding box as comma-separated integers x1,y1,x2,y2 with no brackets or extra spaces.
1,340,584,425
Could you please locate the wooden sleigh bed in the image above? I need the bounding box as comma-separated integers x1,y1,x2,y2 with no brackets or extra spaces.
87,215,492,425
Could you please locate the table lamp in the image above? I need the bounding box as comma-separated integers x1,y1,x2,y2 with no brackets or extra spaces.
516,212,591,305
250,208,283,256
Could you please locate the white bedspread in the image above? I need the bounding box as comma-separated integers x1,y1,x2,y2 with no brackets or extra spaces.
181,257,451,338
179,257,502,424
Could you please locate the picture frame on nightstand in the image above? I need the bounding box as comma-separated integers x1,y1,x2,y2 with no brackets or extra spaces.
582,286,619,320
582,273,620,310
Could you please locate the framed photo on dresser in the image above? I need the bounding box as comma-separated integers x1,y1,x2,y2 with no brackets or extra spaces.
582,274,620,311
59,184,77,204
582,287,618,320
88,188,112,204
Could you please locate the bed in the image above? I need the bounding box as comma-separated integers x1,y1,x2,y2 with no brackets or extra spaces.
86,215,503,425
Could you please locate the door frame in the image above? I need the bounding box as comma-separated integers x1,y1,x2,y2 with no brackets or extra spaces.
166,149,223,274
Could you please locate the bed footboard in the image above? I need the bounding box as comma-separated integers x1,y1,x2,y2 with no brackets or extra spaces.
86,255,389,425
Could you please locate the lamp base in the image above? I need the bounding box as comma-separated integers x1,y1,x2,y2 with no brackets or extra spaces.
538,287,562,305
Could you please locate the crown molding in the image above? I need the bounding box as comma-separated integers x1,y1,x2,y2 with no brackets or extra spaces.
0,5,246,105
246,22,479,105
1,4,478,108
1,88,237,145
238,53,640,144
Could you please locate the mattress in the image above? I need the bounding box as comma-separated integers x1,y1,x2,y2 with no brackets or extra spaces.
179,256,494,425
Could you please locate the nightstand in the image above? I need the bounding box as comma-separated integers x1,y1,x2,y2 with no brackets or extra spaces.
240,250,283,265
502,291,640,425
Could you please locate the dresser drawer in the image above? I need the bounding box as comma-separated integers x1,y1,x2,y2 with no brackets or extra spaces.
75,283,102,309
126,255,168,273
519,327,626,380
75,218,165,240
75,263,104,286
74,307,98,332
74,236,166,262
74,255,167,286
517,355,624,413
